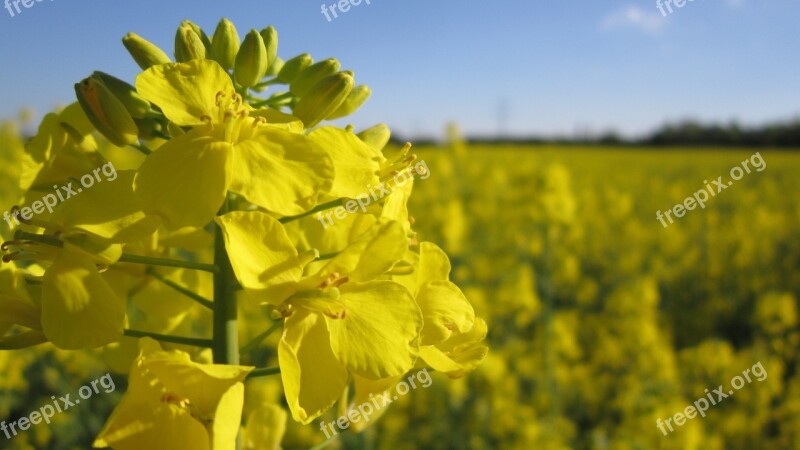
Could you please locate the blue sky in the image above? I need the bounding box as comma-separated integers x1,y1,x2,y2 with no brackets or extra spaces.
0,0,798,139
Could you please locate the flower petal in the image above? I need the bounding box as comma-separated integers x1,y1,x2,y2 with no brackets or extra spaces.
308,127,381,199
51,170,158,243
136,60,234,126
41,246,125,349
279,310,349,424
416,280,475,345
327,281,422,379
230,125,333,216
134,129,232,230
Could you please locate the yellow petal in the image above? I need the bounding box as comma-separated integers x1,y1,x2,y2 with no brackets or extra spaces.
308,127,381,198
417,242,452,294
416,281,475,345
327,281,422,379
215,211,304,290
134,129,232,230
242,404,287,450
136,59,233,126
347,374,403,432
321,220,406,282
41,246,125,349
420,318,489,378
51,170,158,243
230,125,333,216
279,310,349,424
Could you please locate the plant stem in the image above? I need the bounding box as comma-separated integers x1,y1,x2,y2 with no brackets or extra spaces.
239,321,282,356
12,230,220,273
279,198,344,224
123,329,213,347
212,195,241,449
119,253,219,273
147,268,214,310
212,196,239,364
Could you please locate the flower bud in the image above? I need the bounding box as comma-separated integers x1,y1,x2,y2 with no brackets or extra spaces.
134,116,167,140
180,20,212,50
75,77,139,147
235,29,269,88
357,124,392,151
210,18,239,70
260,26,278,69
174,23,207,62
326,85,371,120
276,53,313,84
290,58,341,97
92,71,151,119
292,73,354,128
122,32,171,70
266,56,284,77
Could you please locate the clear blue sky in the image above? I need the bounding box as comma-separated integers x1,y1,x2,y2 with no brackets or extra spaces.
0,0,798,139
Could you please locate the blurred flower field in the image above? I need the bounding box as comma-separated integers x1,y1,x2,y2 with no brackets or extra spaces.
1,115,799,449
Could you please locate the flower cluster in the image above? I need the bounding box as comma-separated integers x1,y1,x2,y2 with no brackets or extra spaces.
0,17,487,449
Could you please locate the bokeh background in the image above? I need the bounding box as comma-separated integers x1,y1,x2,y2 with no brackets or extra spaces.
1,1,799,449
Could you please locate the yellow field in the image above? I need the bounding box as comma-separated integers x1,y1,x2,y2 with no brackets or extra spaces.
348,144,800,449
2,113,799,449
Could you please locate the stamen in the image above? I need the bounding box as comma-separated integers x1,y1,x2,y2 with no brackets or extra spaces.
215,91,226,106
318,273,341,289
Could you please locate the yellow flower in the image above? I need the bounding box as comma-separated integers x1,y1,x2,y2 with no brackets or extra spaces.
394,242,488,377
215,211,423,423
94,338,254,450
133,59,334,230
0,262,47,349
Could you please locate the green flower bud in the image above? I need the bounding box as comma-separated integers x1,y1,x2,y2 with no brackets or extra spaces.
266,56,284,77
210,18,239,70
92,71,151,119
122,32,171,70
134,116,167,141
357,124,392,151
235,29,269,88
277,53,313,84
174,23,206,62
290,58,341,97
75,77,139,147
292,73,354,128
326,85,371,120
260,26,278,69
180,20,212,50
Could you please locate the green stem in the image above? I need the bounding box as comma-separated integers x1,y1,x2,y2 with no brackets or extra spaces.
308,436,340,450
123,329,213,347
146,268,214,310
12,231,219,273
213,195,241,449
130,143,153,155
213,196,239,365
279,198,344,224
239,321,283,356
119,253,219,273
246,367,281,379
